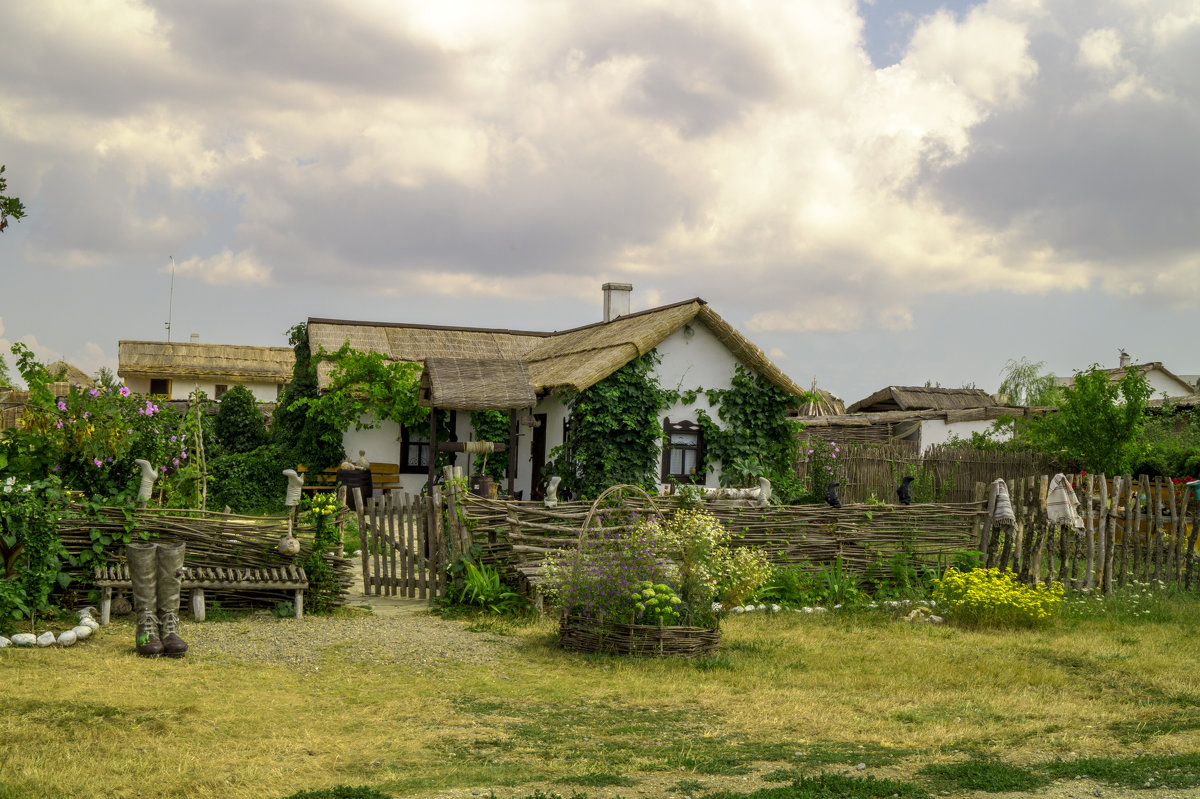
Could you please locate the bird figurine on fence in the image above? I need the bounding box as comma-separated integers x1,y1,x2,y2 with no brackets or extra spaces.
824,481,842,508
897,476,916,506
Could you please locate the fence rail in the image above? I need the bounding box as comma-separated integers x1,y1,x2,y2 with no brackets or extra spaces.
980,473,1199,593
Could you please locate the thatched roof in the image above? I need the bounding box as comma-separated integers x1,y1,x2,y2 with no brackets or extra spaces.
847,386,998,414
45,361,94,386
420,358,537,411
118,341,294,382
309,298,809,402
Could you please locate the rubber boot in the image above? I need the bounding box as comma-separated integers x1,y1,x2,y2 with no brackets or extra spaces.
127,542,162,657
155,541,188,658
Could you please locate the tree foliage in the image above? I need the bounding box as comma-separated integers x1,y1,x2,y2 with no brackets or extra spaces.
272,324,344,470
0,165,25,233
469,410,509,482
998,357,1061,407
1026,365,1152,474
215,384,268,454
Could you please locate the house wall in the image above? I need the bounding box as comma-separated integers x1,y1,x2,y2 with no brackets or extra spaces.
919,418,1005,449
124,375,282,402
653,322,749,488
1145,370,1193,399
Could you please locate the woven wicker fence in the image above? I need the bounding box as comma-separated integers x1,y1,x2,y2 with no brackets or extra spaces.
58,505,355,609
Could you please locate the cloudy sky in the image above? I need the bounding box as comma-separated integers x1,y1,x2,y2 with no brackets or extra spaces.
1,0,1198,403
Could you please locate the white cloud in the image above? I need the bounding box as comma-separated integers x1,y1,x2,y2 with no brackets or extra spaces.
173,250,272,286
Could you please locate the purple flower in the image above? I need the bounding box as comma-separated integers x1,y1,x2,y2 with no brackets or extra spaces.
173,458,180,466
57,400,67,411
55,420,63,429
89,388,99,397
82,411,90,419
93,458,102,467
119,386,131,397
170,436,177,442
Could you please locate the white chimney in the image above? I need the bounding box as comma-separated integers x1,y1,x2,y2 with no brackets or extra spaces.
1119,348,1130,368
602,282,632,322
190,333,200,344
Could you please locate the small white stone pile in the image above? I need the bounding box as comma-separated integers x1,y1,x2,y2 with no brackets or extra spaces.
0,607,101,650
717,598,945,624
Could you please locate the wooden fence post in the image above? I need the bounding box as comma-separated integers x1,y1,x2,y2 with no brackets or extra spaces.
1084,473,1096,591
1167,475,1181,586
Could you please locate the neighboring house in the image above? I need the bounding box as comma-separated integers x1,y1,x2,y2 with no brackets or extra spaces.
0,360,91,431
118,335,294,402
795,386,1033,449
307,284,812,498
1055,351,1198,400
45,361,94,386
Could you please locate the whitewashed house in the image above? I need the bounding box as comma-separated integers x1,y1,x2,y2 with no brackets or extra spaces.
307,284,813,498
118,336,294,402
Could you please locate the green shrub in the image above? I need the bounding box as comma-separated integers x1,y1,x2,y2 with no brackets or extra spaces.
207,443,292,514
931,567,1064,628
755,564,823,608
447,561,527,615
215,385,268,454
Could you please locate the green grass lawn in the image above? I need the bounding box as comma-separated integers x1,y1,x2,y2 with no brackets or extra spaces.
3,588,1199,799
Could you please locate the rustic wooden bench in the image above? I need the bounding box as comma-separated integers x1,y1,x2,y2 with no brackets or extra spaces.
93,564,309,623
297,462,405,494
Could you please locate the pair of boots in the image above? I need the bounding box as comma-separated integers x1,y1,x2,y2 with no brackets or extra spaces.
127,541,188,658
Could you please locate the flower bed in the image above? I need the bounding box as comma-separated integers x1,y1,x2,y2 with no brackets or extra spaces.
543,485,769,658
558,613,720,657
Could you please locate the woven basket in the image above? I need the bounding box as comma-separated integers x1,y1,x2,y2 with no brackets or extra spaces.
558,614,720,657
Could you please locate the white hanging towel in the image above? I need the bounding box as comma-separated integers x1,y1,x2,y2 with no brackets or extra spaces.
990,478,1016,526
1046,473,1085,530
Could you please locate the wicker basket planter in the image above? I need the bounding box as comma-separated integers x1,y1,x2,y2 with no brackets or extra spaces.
559,614,721,658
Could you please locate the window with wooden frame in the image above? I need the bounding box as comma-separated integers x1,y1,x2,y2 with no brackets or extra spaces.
149,378,171,398
214,384,228,400
661,417,704,484
400,426,431,473
400,411,456,474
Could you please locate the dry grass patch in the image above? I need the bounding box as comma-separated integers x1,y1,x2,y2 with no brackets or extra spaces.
2,593,1199,798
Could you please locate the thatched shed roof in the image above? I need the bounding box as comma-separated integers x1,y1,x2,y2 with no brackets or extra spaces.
419,358,537,411
118,341,294,382
847,386,998,414
46,361,94,386
309,298,809,402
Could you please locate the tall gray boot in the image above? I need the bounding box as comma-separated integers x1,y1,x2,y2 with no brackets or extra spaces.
127,542,162,657
156,541,188,658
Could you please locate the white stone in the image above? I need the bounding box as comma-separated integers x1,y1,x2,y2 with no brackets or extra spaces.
11,633,36,647
78,606,98,620
929,615,945,624
72,625,92,640
36,631,56,647
732,606,745,614
771,604,781,613
802,607,814,613
0,635,9,648
80,616,100,631
57,630,77,647
813,606,828,614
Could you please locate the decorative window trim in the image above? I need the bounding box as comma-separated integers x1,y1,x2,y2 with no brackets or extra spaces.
661,417,704,484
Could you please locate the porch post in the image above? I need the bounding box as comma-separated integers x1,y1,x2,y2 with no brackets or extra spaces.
507,409,518,496
427,408,437,494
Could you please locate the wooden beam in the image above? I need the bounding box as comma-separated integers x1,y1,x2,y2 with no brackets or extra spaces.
508,410,518,496
427,408,437,494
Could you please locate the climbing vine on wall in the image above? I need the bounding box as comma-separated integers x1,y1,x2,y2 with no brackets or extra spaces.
469,410,509,482
696,365,808,502
543,352,674,501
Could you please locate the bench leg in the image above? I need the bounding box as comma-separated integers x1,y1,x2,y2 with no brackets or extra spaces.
100,587,112,625
191,587,205,622
294,589,304,620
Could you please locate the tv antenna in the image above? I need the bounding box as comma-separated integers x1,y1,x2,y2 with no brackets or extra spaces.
164,255,175,342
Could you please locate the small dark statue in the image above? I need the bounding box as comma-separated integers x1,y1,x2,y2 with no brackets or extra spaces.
824,481,842,508
896,475,916,506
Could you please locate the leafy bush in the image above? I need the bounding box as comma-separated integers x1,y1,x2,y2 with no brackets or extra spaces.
448,561,527,615
469,410,509,483
622,580,682,625
301,493,343,614
215,385,268,454
755,564,824,607
931,567,1064,628
207,444,293,514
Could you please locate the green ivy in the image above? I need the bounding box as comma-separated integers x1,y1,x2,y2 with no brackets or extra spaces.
696,365,808,502
543,352,673,501
469,410,509,483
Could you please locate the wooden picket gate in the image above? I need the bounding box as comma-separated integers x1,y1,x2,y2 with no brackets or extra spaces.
351,488,447,600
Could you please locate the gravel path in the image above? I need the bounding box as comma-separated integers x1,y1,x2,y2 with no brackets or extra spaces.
185,609,518,673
